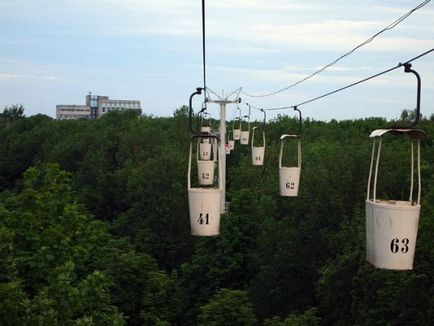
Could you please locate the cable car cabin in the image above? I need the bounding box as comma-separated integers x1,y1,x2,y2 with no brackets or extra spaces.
201,125,212,134
188,134,222,236
240,118,250,145
196,133,218,186
228,129,235,151
279,134,301,197
251,126,266,166
225,143,231,155
233,117,241,141
225,128,232,155
366,128,425,270
198,126,213,160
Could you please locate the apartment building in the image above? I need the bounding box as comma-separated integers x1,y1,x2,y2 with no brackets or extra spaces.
56,105,91,120
56,94,141,120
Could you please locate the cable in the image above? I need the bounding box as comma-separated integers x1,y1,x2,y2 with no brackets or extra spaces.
224,87,242,100
202,0,207,107
206,87,222,100
253,47,434,111
242,0,431,98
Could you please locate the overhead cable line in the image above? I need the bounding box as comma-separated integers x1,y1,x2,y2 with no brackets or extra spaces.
201,0,207,107
251,47,434,111
242,0,431,98
222,87,242,100
206,87,222,100
205,87,242,102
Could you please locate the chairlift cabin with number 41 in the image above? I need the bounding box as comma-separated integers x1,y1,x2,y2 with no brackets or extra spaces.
233,108,242,140
188,134,222,236
240,117,250,145
251,126,266,166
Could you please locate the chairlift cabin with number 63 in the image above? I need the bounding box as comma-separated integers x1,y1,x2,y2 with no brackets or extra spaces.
366,128,425,270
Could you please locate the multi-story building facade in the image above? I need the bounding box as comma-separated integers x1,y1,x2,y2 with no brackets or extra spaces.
56,105,91,120
56,94,141,120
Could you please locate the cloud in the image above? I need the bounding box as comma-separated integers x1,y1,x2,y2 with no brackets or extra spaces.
0,73,59,81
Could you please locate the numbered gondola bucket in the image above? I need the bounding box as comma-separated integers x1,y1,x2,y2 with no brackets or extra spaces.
198,123,213,160
200,117,212,142
197,160,215,185
201,126,212,137
233,118,241,141
240,119,250,145
227,129,235,151
225,143,231,155
197,137,217,185
225,128,232,155
229,140,235,150
199,141,212,160
279,134,301,197
188,135,222,236
366,129,425,270
251,126,266,166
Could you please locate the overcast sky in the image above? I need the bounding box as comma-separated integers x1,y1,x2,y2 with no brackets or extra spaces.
0,0,433,122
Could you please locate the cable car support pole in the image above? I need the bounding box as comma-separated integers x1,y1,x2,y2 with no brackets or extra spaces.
208,96,242,212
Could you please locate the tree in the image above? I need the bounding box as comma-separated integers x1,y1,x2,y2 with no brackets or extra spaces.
197,289,257,326
0,164,184,324
1,104,25,127
264,308,321,326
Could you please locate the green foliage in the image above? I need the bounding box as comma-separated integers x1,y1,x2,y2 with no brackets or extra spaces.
0,104,25,128
264,308,321,326
0,109,433,324
197,289,257,326
0,163,182,324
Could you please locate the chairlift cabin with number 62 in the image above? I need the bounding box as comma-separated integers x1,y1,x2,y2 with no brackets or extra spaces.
279,134,302,197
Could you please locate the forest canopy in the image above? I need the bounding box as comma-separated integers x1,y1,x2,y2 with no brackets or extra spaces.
1,108,433,325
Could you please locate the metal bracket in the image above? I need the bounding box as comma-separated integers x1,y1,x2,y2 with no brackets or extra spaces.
189,87,204,134
293,106,302,134
392,63,421,129
260,108,266,129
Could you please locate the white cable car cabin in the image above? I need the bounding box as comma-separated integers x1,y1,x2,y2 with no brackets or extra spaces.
233,117,241,141
251,126,266,166
198,119,213,159
279,134,301,197
240,118,250,145
188,134,222,236
366,128,425,270
196,135,217,186
225,127,231,155
228,129,235,151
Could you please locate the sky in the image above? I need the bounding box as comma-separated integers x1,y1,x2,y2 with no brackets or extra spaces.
0,0,433,122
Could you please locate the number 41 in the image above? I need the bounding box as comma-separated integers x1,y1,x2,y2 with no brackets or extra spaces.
198,213,209,225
